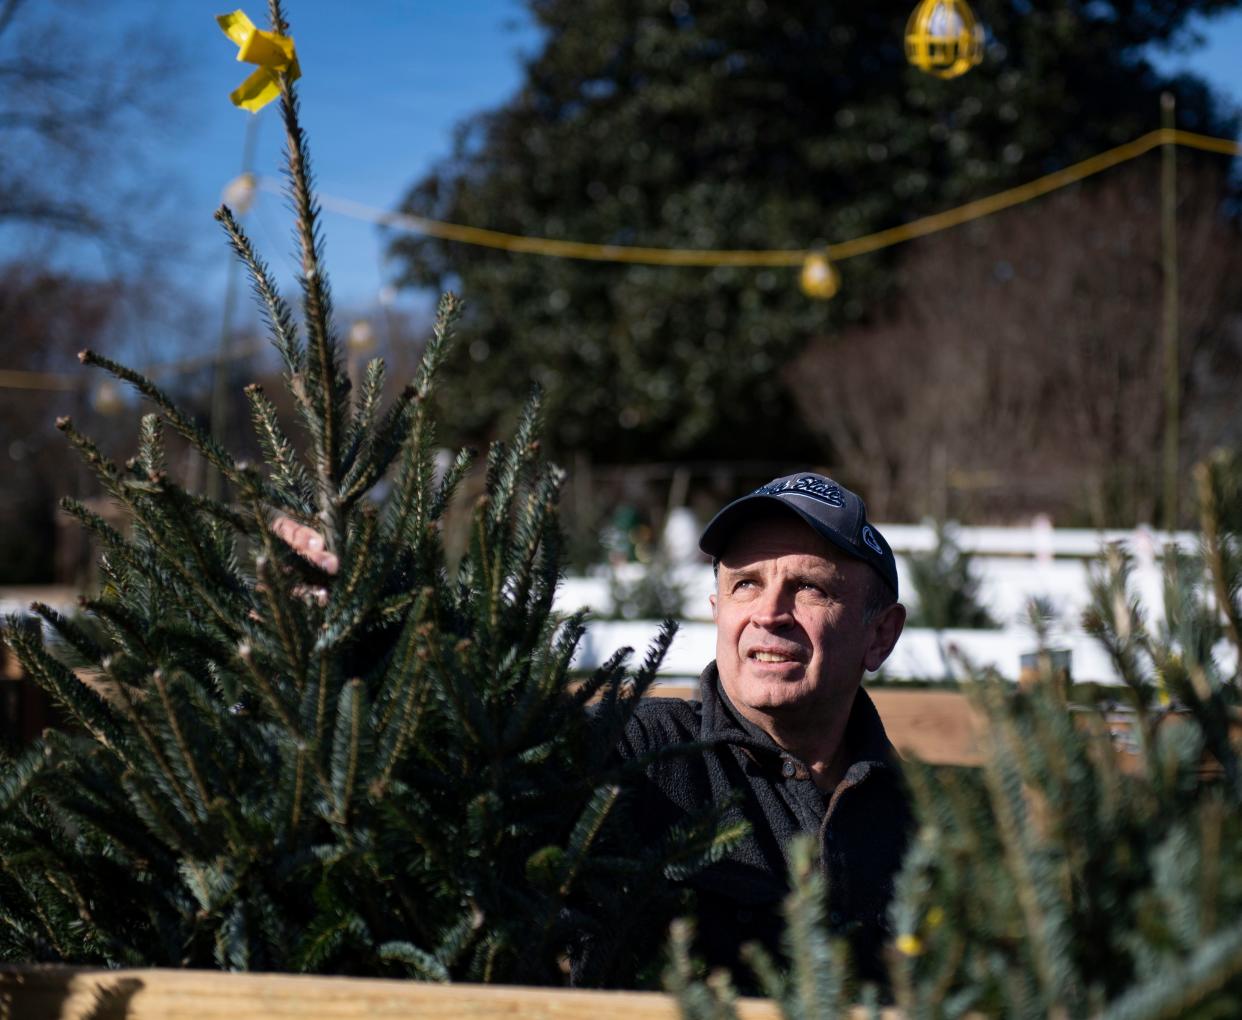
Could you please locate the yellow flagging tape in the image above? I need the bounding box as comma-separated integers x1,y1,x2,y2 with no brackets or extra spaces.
825,129,1241,261
291,128,1239,267
294,186,804,267
0,344,266,396
5,129,1240,391
0,370,81,392
217,10,300,113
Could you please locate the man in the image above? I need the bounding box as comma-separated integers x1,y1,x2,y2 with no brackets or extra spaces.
274,470,911,981
615,472,910,981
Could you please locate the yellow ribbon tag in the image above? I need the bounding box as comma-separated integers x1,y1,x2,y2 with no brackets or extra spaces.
216,10,301,112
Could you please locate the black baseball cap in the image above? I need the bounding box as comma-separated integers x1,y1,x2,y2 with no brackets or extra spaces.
699,472,898,597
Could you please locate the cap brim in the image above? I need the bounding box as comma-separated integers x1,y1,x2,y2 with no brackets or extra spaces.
699,495,865,569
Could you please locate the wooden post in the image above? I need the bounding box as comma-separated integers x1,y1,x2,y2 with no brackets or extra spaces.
1160,92,1180,530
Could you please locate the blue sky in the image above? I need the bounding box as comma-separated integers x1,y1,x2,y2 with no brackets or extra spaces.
14,2,1242,329
167,1,541,318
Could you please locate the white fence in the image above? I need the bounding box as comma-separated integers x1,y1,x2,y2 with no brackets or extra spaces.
571,620,1140,685
564,522,1223,685
3,523,1222,687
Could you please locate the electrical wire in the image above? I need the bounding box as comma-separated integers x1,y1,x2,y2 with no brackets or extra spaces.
4,128,1239,391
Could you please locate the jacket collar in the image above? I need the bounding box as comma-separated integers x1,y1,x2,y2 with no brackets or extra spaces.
696,661,900,773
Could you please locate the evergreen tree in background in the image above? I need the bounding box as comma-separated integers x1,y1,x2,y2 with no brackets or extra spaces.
906,525,996,630
669,451,1242,1018
0,1,739,985
392,0,1240,465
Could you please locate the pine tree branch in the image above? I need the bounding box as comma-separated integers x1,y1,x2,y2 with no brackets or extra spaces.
339,295,461,511
337,384,418,508
430,446,474,523
270,2,347,531
102,660,202,825
4,617,126,753
567,641,630,717
342,357,385,475
287,746,307,831
432,631,495,750
30,601,106,667
371,593,432,733
245,384,314,516
76,352,237,479
249,539,311,689
328,678,365,823
665,919,741,1020
371,642,432,797
378,940,451,981
0,742,49,813
1099,919,1242,1020
972,678,1080,1013
215,206,304,379
80,597,153,658
413,292,461,400
310,647,343,751
136,413,165,479
597,620,678,749
118,763,199,858
59,497,127,559
499,612,586,752
315,504,383,651
382,408,433,551
151,670,213,815
506,468,562,634
236,639,332,804
154,477,250,613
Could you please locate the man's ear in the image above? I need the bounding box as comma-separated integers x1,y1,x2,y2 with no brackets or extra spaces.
863,602,906,673
709,592,718,621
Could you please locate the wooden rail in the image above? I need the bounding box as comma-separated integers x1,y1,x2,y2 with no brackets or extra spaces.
0,965,896,1020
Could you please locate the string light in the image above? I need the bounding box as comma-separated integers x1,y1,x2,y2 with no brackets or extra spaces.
347,319,377,352
92,381,123,415
905,0,985,80
222,172,258,215
5,129,1242,393
799,253,841,300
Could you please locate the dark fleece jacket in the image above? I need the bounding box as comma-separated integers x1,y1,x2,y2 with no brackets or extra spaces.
617,663,913,984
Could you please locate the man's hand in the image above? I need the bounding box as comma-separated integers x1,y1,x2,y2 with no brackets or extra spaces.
267,515,338,607
270,515,339,575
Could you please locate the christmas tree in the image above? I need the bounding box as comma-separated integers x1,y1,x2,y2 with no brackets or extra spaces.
0,2,738,986
669,451,1242,1018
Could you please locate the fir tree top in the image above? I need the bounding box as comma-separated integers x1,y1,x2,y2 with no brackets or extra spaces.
0,1,738,984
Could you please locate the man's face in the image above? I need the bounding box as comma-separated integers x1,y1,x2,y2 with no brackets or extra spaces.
710,513,901,726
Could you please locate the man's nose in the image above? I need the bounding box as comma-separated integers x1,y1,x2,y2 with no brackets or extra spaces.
750,586,794,628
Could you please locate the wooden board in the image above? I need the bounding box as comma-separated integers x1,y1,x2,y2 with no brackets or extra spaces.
868,689,984,766
0,966,898,1020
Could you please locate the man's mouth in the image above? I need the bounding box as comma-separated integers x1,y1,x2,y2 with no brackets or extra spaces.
750,650,801,664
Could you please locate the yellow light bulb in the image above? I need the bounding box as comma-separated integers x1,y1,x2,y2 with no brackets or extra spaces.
93,381,123,416
799,253,841,300
348,319,377,352
905,0,985,80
